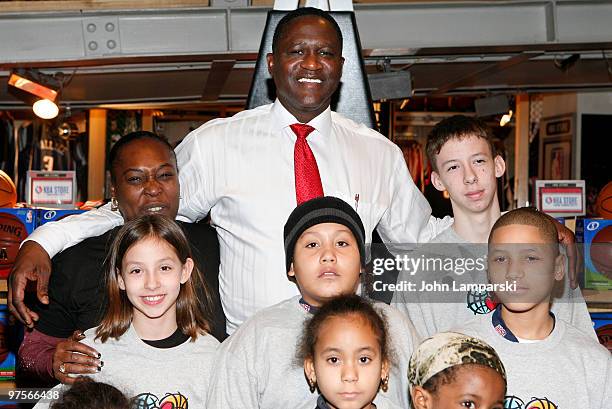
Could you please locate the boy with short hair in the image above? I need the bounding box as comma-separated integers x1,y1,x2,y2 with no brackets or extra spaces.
207,197,420,409
391,115,594,338
456,207,611,408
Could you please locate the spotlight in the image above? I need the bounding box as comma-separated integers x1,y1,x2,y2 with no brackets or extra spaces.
7,69,61,119
33,99,59,119
58,121,78,139
368,71,412,101
500,110,513,127
475,95,509,117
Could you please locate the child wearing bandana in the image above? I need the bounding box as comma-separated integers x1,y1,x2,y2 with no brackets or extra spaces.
408,332,507,409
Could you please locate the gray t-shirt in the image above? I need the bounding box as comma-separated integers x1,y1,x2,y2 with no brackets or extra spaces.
392,226,595,339
34,325,219,408
206,295,421,409
294,393,403,409
455,315,611,409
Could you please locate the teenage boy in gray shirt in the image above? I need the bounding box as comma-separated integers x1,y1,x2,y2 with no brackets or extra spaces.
391,115,593,338
456,207,610,409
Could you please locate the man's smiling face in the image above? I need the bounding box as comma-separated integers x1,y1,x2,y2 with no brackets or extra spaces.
267,15,344,123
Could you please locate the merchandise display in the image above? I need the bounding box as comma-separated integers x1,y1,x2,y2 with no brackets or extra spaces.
590,312,612,351
576,218,612,290
0,208,36,279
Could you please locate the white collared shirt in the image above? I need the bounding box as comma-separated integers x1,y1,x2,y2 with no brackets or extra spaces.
28,99,450,332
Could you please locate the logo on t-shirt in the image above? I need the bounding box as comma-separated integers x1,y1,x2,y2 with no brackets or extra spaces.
133,391,188,409
504,395,558,409
466,290,498,315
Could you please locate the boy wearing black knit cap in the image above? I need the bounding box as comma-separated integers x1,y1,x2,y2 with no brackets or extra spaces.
207,197,420,409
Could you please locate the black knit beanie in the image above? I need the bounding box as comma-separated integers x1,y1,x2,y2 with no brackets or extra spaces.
283,196,366,272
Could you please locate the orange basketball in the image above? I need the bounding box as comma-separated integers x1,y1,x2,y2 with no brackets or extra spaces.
0,171,17,208
596,181,612,219
0,213,27,269
590,225,612,280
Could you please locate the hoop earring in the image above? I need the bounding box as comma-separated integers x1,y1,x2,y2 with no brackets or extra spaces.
308,378,317,394
111,197,119,211
381,375,389,392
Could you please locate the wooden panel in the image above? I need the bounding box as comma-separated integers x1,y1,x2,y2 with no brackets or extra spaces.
88,109,107,201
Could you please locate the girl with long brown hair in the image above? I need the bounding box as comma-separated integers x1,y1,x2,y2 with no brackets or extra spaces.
36,214,218,409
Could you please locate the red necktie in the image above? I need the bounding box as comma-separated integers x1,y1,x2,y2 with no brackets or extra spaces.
291,123,323,205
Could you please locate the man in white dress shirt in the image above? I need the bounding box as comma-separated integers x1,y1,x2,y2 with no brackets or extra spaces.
10,7,450,333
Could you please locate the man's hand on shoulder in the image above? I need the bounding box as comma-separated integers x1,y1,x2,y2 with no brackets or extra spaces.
552,218,579,289
8,240,52,327
53,331,101,385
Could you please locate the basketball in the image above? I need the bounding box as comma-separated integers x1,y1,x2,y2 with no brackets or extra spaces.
466,290,496,315
590,225,612,280
595,181,612,219
525,397,558,409
595,323,612,351
504,396,524,409
0,213,28,269
0,171,17,208
133,393,158,409
159,393,188,409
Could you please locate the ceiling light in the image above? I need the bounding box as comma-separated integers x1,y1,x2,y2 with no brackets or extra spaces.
500,110,513,127
7,69,62,119
9,72,58,101
475,95,509,117
33,99,59,119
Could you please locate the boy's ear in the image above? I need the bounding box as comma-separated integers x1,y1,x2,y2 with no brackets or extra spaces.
288,262,295,278
494,155,506,178
430,171,446,192
411,386,433,409
180,257,194,284
304,357,316,384
553,253,565,281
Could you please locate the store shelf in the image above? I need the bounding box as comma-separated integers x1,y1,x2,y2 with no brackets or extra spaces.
584,289,612,311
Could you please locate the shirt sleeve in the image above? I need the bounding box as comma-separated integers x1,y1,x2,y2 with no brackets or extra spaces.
24,203,122,258
175,129,214,223
17,329,62,384
376,147,452,245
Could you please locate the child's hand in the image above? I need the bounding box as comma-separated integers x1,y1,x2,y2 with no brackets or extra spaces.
52,330,102,384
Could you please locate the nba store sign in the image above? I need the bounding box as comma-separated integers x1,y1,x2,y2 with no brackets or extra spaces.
26,171,77,207
536,180,585,217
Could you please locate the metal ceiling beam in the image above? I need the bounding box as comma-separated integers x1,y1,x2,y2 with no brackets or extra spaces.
429,51,543,96
1,1,612,65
